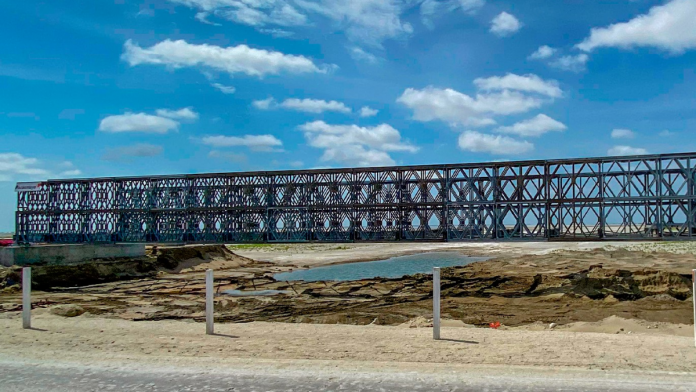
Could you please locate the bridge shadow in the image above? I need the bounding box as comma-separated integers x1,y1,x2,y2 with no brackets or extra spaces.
211,333,239,339
439,338,478,344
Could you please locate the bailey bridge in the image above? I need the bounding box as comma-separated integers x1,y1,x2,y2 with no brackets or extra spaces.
13,152,696,244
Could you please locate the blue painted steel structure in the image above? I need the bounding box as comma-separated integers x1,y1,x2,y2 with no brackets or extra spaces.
14,152,696,244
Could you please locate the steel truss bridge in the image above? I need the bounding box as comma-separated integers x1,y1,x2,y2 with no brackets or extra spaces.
14,152,696,244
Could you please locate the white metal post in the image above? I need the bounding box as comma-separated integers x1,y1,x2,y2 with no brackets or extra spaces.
692,269,695,348
22,267,31,329
206,269,214,335
433,267,441,340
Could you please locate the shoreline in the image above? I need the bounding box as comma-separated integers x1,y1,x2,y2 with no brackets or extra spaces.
229,241,627,268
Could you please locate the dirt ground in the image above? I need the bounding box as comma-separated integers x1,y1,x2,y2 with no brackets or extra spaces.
1,312,695,372
1,241,696,373
1,242,694,328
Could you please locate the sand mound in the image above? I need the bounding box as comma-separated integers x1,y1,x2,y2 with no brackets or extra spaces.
153,245,255,273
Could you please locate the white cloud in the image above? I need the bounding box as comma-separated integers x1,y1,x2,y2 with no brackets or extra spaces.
490,12,521,37
292,1,414,48
349,46,380,64
549,53,589,72
611,128,635,139
98,112,180,134
195,11,221,25
420,0,485,28
398,86,549,127
259,28,295,38
494,114,566,138
59,169,82,177
217,1,307,27
155,107,199,120
253,97,352,114
252,97,276,110
458,131,533,155
359,106,379,117
528,45,556,60
608,145,648,156
0,153,49,180
122,39,330,77
320,144,396,167
171,0,307,27
280,98,351,114
211,83,236,94
103,144,164,161
473,73,562,98
0,153,83,181
300,121,417,152
577,0,696,54
299,120,417,167
56,162,82,177
201,134,284,151
169,0,414,48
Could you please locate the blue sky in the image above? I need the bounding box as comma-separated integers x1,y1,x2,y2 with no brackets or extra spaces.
1,0,696,231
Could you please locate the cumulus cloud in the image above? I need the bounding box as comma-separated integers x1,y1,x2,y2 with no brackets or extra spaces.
490,12,521,37
0,153,82,181
252,97,276,110
280,98,351,114
608,145,648,156
473,73,562,98
494,114,566,138
299,120,417,167
122,39,331,77
611,128,635,139
398,74,561,127
98,113,180,134
458,131,533,155
253,97,352,114
359,106,379,117
155,107,199,120
420,0,485,28
201,134,284,152
549,53,589,72
0,153,49,181
98,108,198,134
528,45,556,60
103,144,164,161
577,0,696,54
211,83,236,94
398,88,541,127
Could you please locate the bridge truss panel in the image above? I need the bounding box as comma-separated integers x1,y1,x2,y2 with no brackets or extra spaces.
14,152,696,244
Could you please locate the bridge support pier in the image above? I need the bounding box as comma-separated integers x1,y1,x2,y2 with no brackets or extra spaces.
0,244,145,267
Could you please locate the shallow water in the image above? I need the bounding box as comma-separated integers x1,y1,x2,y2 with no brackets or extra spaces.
222,289,289,297
273,252,488,282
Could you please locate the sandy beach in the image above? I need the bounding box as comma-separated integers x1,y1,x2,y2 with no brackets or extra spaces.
1,312,695,373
